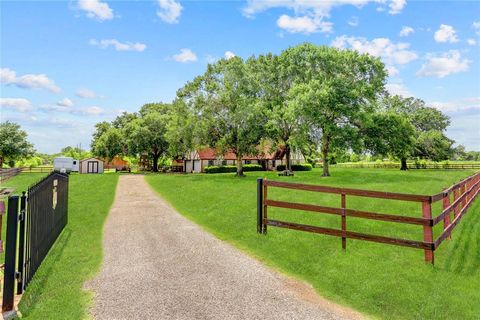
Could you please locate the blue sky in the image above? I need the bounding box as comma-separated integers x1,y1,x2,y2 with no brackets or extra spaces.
1,0,479,153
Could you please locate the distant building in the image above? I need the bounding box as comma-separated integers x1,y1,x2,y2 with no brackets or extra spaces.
178,147,304,173
80,157,104,174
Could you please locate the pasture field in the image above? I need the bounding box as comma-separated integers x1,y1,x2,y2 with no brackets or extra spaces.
146,168,480,320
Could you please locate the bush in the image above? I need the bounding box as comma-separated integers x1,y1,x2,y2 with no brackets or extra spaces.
276,163,313,171
204,164,263,173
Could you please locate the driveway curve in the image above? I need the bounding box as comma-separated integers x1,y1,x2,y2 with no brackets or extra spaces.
88,175,363,320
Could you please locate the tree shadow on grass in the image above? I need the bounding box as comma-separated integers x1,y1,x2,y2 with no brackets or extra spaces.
18,228,71,317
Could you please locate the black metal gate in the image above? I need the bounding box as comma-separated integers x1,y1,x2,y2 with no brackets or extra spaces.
2,172,68,312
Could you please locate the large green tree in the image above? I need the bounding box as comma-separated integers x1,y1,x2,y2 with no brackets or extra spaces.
363,112,416,170
380,95,454,167
177,57,265,176
0,121,35,167
250,53,309,172
126,107,170,172
284,43,387,176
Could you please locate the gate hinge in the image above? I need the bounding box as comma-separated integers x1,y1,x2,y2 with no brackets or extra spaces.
18,211,25,221
15,271,22,280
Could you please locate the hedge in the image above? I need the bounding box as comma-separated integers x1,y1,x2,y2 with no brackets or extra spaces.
204,164,263,173
276,163,313,171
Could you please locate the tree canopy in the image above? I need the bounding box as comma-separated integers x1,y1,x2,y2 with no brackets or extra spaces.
0,121,35,167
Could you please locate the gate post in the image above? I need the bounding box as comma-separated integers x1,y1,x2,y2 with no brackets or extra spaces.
2,196,19,313
422,200,434,265
17,192,27,294
257,178,263,234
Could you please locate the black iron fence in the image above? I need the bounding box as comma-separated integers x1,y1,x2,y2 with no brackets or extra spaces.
2,172,68,313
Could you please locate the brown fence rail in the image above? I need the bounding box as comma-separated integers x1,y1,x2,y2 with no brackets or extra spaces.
333,163,480,170
0,167,53,184
257,171,480,264
0,168,22,183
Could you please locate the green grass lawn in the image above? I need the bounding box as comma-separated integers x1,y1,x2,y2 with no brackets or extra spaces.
145,168,480,320
17,174,118,319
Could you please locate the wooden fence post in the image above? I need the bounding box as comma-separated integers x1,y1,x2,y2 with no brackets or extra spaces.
442,188,451,240
263,179,268,234
341,193,346,250
257,178,263,234
422,200,434,264
453,187,460,218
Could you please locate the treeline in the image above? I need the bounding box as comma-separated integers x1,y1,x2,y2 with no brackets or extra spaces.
92,43,459,176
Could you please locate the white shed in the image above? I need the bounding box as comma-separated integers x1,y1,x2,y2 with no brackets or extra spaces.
80,157,104,174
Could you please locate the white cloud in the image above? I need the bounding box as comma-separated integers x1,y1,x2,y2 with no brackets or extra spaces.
388,0,406,15
78,0,113,21
276,14,332,34
348,16,359,27
431,97,480,113
57,98,74,107
224,51,236,59
0,68,60,92
157,0,182,24
40,104,104,116
473,21,480,36
385,81,412,97
90,39,146,52
243,0,374,33
331,36,417,68
0,98,32,112
417,50,470,78
76,88,98,99
399,26,414,37
173,48,197,63
385,65,399,77
434,24,459,43
83,106,104,115
467,38,477,46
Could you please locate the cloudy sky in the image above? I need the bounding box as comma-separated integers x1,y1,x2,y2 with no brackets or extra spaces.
1,0,479,153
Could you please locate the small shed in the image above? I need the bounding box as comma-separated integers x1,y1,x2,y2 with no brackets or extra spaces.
80,157,104,174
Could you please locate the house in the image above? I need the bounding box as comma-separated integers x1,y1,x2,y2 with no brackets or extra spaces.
80,157,104,174
104,156,129,171
180,147,304,173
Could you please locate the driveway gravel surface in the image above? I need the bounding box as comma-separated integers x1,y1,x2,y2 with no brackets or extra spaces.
88,175,363,320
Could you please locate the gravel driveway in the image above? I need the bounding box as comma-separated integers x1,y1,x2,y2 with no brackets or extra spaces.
88,175,362,320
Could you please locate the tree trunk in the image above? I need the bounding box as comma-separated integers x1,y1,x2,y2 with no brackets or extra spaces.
285,144,292,172
0,156,3,168
152,153,160,172
321,134,330,177
236,154,244,177
400,158,407,171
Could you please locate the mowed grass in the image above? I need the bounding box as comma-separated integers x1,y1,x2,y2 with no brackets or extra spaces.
18,174,118,319
145,168,480,320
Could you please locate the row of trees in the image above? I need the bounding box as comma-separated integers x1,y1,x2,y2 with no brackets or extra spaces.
92,43,456,176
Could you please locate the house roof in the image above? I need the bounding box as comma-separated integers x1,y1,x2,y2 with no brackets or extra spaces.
195,147,286,161
80,157,103,163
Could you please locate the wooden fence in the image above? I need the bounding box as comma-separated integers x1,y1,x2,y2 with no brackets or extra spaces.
0,168,22,183
257,171,480,264
0,167,53,184
333,162,480,170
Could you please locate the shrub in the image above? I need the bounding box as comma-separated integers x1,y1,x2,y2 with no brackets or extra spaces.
204,164,263,173
276,163,313,171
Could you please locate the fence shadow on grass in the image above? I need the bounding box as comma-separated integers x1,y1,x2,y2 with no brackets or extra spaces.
17,228,71,316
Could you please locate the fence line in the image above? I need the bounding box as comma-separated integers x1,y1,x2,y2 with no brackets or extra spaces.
257,171,480,265
0,168,21,183
333,163,480,170
0,167,53,184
